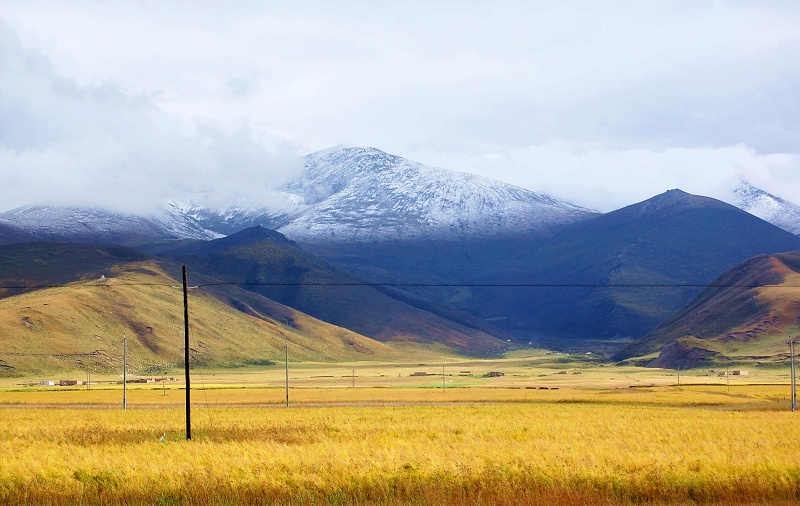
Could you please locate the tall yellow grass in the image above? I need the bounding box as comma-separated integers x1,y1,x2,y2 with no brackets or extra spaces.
1,397,799,505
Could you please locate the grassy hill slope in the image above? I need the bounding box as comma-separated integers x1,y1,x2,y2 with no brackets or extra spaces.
0,245,405,376
615,251,800,367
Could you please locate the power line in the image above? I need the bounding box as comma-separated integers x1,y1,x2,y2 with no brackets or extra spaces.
200,282,800,289
0,281,798,290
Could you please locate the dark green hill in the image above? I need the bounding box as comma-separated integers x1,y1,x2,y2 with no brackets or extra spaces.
165,228,511,356
148,226,296,256
305,190,800,351
614,251,800,367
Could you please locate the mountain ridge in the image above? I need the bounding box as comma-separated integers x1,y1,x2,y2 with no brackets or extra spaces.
4,148,800,243
179,146,599,242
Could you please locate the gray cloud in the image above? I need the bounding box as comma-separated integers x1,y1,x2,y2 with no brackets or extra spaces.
1,1,799,213
0,20,303,213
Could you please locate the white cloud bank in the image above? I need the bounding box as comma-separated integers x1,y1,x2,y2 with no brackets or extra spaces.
0,20,303,213
1,1,799,213
448,144,800,213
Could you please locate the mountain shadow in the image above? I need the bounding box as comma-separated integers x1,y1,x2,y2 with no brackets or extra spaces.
304,190,800,352
161,227,512,356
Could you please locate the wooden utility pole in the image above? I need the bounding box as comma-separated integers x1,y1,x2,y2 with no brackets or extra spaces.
122,335,127,409
726,363,730,393
183,266,191,440
285,341,289,407
791,339,796,412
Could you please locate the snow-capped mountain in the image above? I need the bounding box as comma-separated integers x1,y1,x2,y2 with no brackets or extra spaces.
732,182,800,236
0,205,219,242
7,150,800,245
2,146,597,244
167,146,598,242
273,146,597,241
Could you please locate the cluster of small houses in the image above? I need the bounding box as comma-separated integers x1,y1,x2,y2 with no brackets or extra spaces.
36,369,751,387
38,377,177,386
715,370,749,377
409,371,505,377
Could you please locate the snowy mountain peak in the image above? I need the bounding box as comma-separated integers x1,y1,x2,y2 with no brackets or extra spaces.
274,146,598,242
732,181,800,236
285,146,419,205
0,204,220,242
0,146,601,243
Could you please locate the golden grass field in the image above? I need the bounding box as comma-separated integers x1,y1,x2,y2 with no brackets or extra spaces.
1,360,800,505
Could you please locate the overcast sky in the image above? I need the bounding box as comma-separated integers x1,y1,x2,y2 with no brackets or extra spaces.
1,1,799,213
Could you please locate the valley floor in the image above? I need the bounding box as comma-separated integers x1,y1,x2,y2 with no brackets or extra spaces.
1,361,798,505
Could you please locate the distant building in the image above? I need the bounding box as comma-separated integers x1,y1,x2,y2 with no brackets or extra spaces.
487,371,504,377
732,370,750,376
39,381,55,386
59,379,79,386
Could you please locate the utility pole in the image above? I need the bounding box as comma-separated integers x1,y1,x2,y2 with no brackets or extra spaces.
677,366,680,386
183,266,191,440
352,369,355,389
726,362,730,393
285,340,289,407
791,339,796,412
442,366,445,390
123,334,127,410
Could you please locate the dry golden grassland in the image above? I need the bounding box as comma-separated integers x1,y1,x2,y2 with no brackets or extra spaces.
1,378,799,505
0,261,403,376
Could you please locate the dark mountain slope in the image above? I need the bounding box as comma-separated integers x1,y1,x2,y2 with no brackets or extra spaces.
165,228,511,355
148,225,296,257
0,222,36,245
306,190,800,350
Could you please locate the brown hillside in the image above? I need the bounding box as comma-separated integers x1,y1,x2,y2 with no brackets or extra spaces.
0,261,402,377
615,251,800,367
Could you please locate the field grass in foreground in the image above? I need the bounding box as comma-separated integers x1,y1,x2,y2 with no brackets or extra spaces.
1,386,799,505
